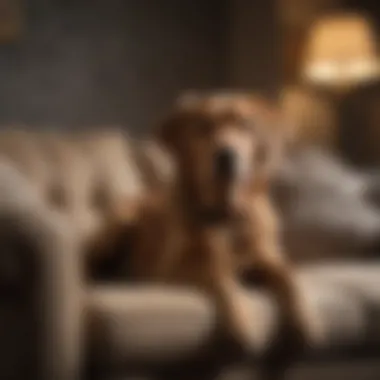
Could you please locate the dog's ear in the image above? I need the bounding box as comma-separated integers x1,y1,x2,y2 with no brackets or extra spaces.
156,113,180,155
156,109,195,156
277,89,302,149
156,93,202,154
250,97,295,187
272,107,297,154
268,103,298,167
247,92,297,146
256,95,296,153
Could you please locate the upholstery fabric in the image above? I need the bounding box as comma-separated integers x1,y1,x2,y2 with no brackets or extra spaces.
1,129,380,380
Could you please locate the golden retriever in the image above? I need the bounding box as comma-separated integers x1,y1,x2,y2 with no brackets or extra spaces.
130,92,321,367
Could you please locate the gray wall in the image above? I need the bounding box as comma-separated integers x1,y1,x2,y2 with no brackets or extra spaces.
0,0,279,133
0,0,227,133
228,0,280,97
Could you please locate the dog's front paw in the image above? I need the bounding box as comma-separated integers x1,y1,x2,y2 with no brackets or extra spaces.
289,304,325,351
261,304,324,379
226,300,254,353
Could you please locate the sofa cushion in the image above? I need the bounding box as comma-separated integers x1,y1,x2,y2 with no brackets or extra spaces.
86,263,380,376
273,148,380,261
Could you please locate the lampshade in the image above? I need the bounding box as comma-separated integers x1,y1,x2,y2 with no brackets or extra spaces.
302,14,380,88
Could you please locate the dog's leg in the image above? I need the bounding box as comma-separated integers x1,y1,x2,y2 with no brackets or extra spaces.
251,196,320,342
199,228,253,354
246,196,321,378
254,248,319,380
256,252,318,343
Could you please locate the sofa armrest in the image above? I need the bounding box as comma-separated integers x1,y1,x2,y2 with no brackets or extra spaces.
0,162,85,380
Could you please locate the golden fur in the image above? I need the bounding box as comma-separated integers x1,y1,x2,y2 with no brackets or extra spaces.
130,93,320,355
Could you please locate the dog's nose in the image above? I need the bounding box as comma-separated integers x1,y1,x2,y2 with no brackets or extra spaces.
214,147,236,180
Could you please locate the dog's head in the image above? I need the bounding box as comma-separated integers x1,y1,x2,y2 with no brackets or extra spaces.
156,92,291,215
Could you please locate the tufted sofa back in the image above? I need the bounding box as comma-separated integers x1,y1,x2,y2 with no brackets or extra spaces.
2,127,380,267
0,128,172,257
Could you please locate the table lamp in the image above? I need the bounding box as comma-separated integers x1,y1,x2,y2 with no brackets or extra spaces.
302,13,380,91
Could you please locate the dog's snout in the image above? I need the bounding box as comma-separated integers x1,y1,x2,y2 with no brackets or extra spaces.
214,148,236,180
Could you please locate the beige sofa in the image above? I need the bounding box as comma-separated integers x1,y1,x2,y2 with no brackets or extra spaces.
1,129,380,380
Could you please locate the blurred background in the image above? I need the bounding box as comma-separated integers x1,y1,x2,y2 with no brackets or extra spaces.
1,0,380,167
3,1,380,379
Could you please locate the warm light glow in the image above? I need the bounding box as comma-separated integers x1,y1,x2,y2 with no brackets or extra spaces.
302,13,380,88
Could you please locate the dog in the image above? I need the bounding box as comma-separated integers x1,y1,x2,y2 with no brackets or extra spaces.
128,92,320,364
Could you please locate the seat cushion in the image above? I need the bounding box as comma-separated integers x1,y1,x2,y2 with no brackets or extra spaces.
85,263,380,376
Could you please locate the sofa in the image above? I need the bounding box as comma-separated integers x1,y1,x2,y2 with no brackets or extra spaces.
1,128,380,380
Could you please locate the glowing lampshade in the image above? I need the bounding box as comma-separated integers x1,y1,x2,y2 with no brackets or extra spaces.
302,14,380,88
